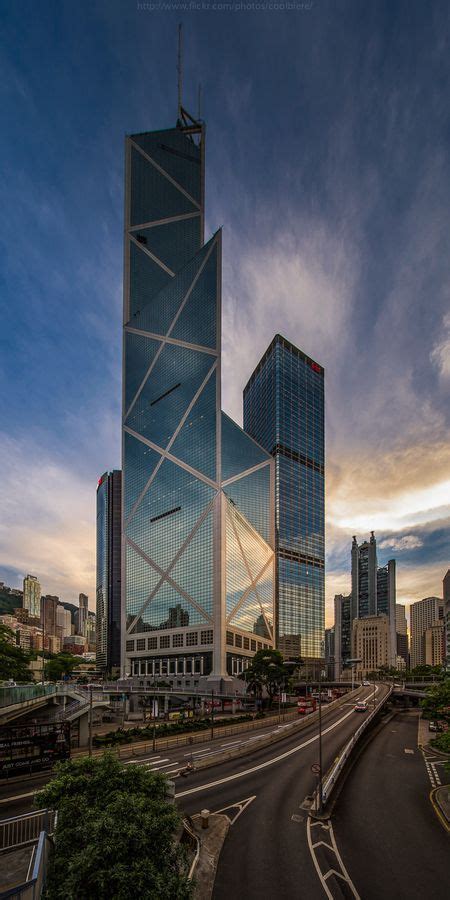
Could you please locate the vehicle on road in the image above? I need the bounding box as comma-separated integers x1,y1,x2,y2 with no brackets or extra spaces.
428,721,443,732
354,701,368,713
363,680,371,686
297,698,317,715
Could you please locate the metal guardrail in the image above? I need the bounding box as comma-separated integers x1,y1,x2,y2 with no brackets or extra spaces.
0,811,56,852
319,685,393,808
0,831,53,900
180,818,200,881
0,686,56,710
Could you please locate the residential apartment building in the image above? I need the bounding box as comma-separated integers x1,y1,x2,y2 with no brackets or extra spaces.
23,575,41,618
410,596,444,669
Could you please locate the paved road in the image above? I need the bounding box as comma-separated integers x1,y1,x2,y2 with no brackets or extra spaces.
332,710,449,900
0,687,378,817
1,684,392,900
176,685,389,900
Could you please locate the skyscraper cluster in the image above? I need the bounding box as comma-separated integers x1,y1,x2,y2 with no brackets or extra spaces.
333,532,397,678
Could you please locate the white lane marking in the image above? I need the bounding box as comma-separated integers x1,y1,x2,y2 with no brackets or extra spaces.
431,763,441,786
183,748,211,756
307,817,360,899
0,790,36,803
221,741,243,747
145,758,170,766
176,705,360,798
213,795,257,825
124,755,162,765
151,761,180,770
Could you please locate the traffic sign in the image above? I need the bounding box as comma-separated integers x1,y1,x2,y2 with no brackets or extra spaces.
311,763,321,775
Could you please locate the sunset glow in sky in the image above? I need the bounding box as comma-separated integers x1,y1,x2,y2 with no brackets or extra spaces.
1,1,449,625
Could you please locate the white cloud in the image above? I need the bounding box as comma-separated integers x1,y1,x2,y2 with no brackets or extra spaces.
379,534,424,552
430,312,450,380
0,435,96,607
221,215,358,424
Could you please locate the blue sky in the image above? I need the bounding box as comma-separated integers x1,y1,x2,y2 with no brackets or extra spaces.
0,0,449,621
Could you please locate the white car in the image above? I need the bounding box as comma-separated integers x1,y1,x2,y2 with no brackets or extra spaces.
362,681,371,686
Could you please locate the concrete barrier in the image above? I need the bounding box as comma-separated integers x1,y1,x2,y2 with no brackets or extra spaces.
188,687,363,773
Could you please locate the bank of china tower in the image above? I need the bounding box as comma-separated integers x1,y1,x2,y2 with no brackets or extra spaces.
122,111,275,688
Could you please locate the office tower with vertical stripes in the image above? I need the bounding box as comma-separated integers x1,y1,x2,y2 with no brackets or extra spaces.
243,334,325,666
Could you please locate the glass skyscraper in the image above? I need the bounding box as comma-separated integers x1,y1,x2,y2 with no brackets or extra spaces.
243,334,325,663
122,112,274,685
96,470,122,673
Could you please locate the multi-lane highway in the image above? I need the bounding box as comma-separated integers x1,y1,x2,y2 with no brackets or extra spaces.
1,684,392,898
176,684,390,899
0,685,380,817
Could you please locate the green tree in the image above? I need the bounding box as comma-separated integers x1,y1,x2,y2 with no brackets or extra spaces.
36,754,192,900
0,623,33,682
411,664,442,678
44,653,83,682
420,678,450,719
243,648,287,706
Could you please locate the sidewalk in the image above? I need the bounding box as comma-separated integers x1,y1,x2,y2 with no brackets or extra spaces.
417,714,432,749
191,814,229,900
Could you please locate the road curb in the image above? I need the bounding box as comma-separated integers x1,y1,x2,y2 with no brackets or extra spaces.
430,786,450,834
191,814,230,899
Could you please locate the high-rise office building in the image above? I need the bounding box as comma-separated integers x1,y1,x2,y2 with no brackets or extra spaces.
243,334,324,665
395,603,408,668
444,570,450,670
352,614,390,677
41,595,59,636
324,626,335,679
350,533,396,665
333,593,352,678
121,112,275,686
410,596,443,669
76,593,89,636
23,575,41,618
56,605,72,641
424,621,445,667
96,471,122,673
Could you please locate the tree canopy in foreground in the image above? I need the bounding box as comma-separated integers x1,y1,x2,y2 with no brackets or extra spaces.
36,753,192,900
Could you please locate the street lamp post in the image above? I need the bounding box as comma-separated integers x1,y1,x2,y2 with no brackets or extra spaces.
211,689,215,741
88,684,93,758
318,667,323,813
152,684,157,753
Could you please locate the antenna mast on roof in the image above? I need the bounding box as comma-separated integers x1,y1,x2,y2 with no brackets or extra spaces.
177,23,183,121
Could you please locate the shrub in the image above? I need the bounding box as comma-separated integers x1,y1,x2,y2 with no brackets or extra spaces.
36,754,191,900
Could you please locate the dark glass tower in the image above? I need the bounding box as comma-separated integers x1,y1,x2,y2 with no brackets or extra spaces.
243,334,325,662
121,112,275,685
96,470,122,673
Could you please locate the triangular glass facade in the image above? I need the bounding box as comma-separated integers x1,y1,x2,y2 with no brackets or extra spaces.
123,119,275,680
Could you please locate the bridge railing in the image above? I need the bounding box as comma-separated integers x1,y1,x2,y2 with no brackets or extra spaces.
0,686,56,710
0,810,56,853
318,685,393,811
0,830,53,900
